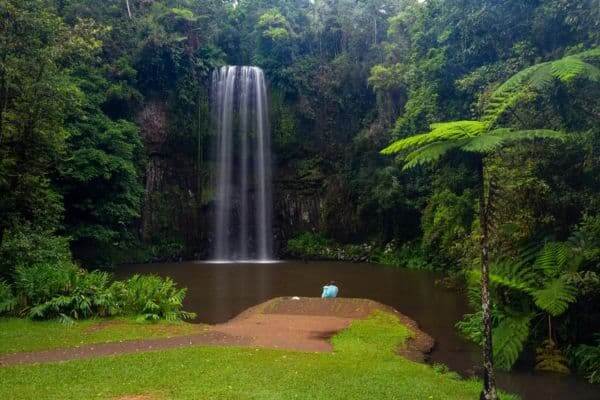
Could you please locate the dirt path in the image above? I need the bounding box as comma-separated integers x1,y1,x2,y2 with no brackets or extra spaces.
0,297,433,366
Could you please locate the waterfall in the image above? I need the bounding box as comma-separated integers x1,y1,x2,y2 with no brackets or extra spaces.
211,66,274,262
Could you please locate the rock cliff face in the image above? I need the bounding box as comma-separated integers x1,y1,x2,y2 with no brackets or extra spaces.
137,100,206,258
273,179,324,253
138,101,168,242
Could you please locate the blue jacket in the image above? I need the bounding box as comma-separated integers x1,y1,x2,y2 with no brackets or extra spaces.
321,285,339,298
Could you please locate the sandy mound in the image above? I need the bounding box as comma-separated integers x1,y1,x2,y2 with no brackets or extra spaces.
216,297,434,359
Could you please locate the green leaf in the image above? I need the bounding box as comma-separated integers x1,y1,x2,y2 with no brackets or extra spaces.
493,314,533,370
532,278,576,316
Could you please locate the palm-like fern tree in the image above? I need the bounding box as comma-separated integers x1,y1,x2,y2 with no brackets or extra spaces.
381,48,599,400
383,122,564,400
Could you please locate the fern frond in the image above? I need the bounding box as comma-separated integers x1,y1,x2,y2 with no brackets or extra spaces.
483,63,547,127
483,48,600,127
494,129,567,144
532,278,576,317
460,134,505,153
573,48,600,63
534,242,571,276
480,259,536,293
491,63,547,98
402,141,462,170
381,121,486,155
528,63,555,91
493,313,533,370
551,57,588,82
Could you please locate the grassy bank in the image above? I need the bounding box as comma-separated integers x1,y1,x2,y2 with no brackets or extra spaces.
0,318,201,355
0,313,516,400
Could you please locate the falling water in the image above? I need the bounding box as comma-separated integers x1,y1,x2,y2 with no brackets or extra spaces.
211,66,274,262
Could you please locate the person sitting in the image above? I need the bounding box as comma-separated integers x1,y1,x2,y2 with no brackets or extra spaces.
321,281,339,298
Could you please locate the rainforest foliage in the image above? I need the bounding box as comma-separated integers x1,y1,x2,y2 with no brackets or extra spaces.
0,0,599,383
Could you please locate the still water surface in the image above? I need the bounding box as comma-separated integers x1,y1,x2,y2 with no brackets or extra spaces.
118,261,599,400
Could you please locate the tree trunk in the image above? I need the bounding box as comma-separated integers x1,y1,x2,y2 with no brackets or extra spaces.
479,158,498,400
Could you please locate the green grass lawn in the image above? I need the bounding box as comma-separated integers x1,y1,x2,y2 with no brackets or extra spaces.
0,312,517,400
0,317,202,354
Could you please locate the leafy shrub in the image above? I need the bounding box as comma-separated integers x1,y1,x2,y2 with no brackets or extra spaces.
570,213,600,270
0,226,71,277
373,241,430,270
456,310,484,346
28,270,116,323
14,263,116,322
571,336,600,384
0,280,17,315
14,262,77,306
111,274,196,322
148,239,185,262
287,232,331,257
12,263,194,323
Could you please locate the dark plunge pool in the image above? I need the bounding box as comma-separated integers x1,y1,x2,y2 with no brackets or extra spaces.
117,260,599,400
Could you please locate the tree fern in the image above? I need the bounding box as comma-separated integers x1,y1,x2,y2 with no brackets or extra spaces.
379,51,592,395
462,241,579,371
